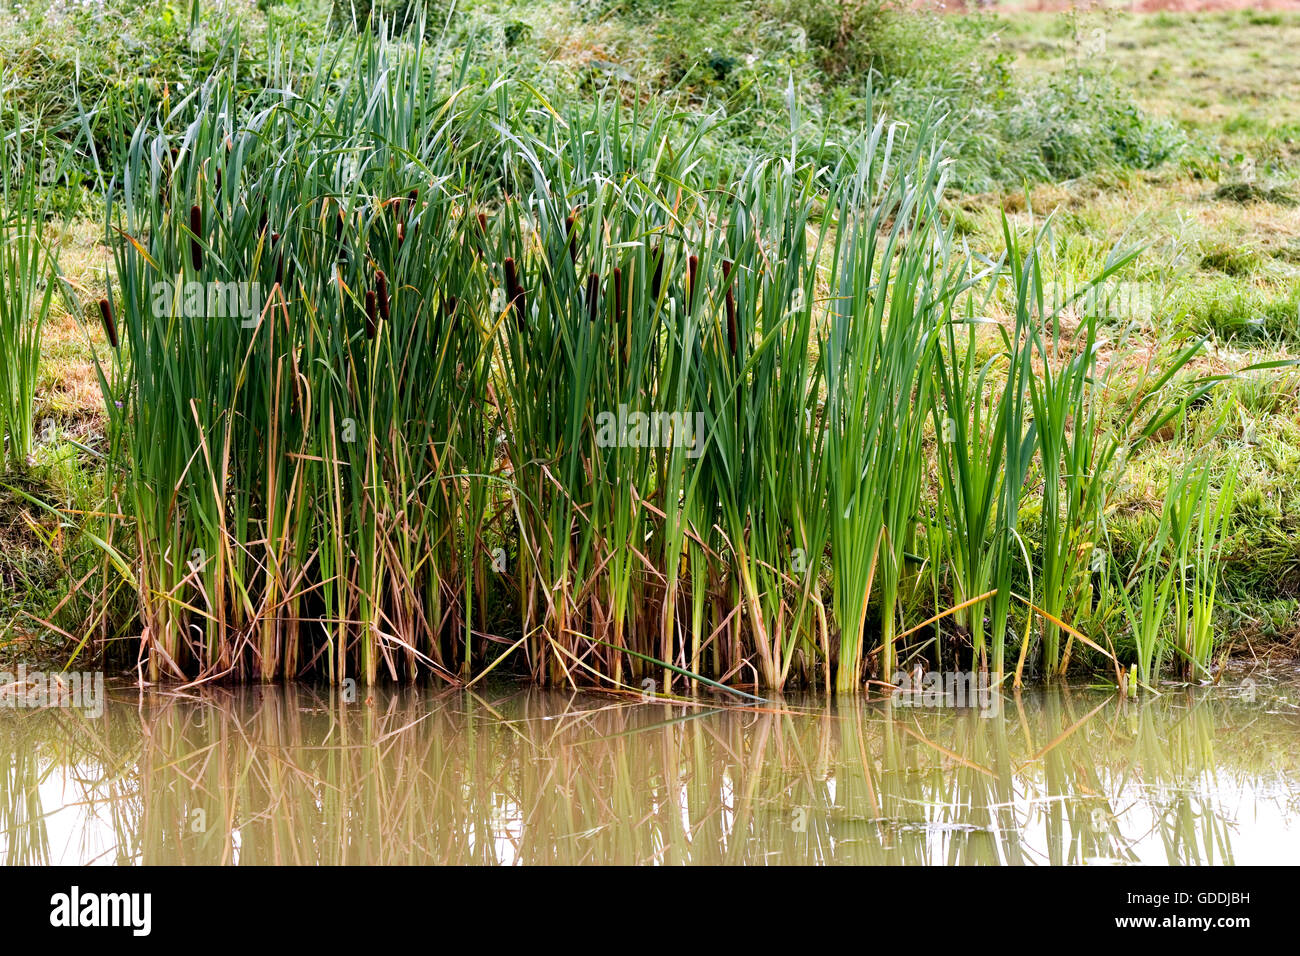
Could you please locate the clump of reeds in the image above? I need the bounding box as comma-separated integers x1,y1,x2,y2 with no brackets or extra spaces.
82,32,1243,694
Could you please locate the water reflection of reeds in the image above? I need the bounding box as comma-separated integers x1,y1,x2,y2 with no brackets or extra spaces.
1,682,1296,865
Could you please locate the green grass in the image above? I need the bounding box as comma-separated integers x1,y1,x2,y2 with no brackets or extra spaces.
0,130,68,471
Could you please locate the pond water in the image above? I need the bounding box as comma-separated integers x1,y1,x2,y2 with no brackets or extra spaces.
2,671,1298,864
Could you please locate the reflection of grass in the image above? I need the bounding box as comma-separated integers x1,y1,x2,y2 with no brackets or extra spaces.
0,723,53,866
3,683,1298,865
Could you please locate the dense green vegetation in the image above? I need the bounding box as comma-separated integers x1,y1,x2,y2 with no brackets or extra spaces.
0,0,1185,191
1,1,1296,692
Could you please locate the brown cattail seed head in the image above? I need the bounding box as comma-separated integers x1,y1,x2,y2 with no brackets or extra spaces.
98,298,118,349
686,254,699,307
376,270,391,324
612,267,623,322
503,257,526,325
189,204,203,271
365,290,378,339
586,272,600,322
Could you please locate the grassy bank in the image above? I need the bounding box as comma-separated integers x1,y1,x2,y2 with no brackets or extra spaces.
1,1,1296,692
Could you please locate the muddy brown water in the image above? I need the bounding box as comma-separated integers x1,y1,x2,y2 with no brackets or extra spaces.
1,672,1297,864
